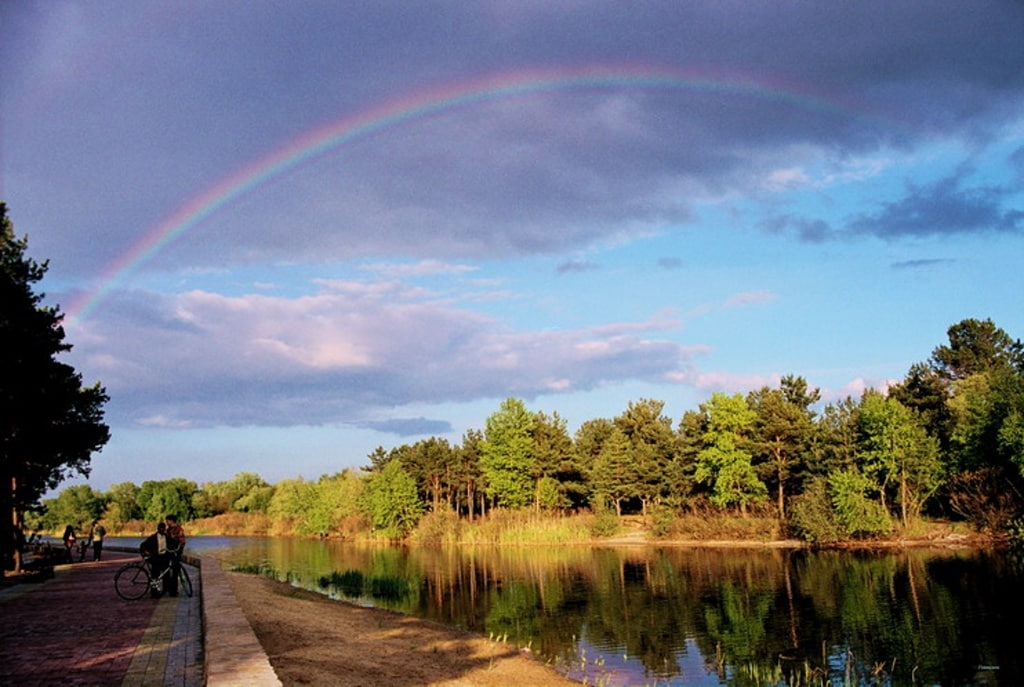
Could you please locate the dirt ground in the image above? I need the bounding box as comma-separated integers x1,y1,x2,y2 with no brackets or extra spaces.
226,571,578,687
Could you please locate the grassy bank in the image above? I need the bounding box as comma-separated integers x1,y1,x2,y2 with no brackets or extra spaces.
101,508,987,549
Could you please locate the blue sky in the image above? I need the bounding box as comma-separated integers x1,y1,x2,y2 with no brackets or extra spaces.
3,2,1023,490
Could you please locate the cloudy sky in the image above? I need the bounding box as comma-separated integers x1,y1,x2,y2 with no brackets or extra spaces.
4,2,1023,490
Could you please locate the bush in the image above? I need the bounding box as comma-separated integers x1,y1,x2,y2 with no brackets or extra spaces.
589,503,620,538
410,507,462,546
789,479,844,544
947,467,1024,533
828,470,892,538
649,504,675,539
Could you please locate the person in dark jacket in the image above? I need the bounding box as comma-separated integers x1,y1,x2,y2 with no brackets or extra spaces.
163,515,186,596
61,525,76,563
139,522,172,597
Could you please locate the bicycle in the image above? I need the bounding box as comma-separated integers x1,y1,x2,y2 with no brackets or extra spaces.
114,553,194,600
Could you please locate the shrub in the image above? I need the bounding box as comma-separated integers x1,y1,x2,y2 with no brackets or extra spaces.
649,504,675,539
410,507,462,546
590,503,620,538
947,467,1024,533
828,470,892,538
789,478,844,544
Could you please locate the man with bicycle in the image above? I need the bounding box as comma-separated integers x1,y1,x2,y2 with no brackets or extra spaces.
164,515,186,597
139,522,174,597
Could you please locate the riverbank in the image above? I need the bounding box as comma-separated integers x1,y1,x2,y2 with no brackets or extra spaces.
226,570,579,686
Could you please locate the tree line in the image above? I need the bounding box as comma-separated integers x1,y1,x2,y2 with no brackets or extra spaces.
36,318,1024,544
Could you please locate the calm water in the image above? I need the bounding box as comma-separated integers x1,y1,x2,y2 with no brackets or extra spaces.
112,536,1022,686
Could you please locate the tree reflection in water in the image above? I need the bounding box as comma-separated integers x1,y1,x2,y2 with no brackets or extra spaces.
198,537,1021,686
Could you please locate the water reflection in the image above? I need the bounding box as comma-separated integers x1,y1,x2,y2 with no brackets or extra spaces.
150,537,1022,686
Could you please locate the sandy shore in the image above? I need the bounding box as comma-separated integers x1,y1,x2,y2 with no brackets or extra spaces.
226,571,578,686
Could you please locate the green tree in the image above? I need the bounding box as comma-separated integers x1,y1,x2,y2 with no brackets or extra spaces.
889,362,954,455
307,470,364,535
480,398,536,509
694,393,767,515
1,203,110,570
454,429,485,519
40,484,107,533
589,427,638,515
857,391,942,528
400,437,455,511
530,410,578,511
137,479,197,523
672,409,706,504
195,472,272,515
613,399,677,515
267,477,318,532
360,459,424,538
574,417,615,507
812,396,860,477
103,481,142,530
930,318,1023,381
748,375,819,520
827,469,893,537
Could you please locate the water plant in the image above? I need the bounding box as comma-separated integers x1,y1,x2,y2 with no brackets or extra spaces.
317,569,365,597
230,562,279,579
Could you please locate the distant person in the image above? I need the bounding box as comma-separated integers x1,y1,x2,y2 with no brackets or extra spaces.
90,521,106,561
139,522,172,597
77,528,90,562
164,515,187,597
61,525,76,563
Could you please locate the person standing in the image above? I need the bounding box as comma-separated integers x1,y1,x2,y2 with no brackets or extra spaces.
164,515,186,597
89,521,106,561
77,527,91,562
61,525,76,563
139,522,171,597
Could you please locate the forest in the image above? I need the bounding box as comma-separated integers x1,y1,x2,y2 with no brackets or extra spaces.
35,318,1024,546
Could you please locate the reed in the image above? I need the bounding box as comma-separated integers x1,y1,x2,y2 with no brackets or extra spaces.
317,569,365,597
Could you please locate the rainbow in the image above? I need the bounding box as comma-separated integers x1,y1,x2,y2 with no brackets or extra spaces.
65,64,881,324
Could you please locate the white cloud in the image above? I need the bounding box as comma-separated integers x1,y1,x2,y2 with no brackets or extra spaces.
75,284,697,427
359,259,479,278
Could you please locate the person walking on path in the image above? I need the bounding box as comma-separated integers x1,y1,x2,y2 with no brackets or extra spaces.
89,520,106,561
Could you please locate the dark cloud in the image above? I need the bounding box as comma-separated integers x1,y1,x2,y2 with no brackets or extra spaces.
847,171,1022,239
8,2,1024,275
761,215,834,243
557,259,599,274
890,258,955,270
1010,145,1024,182
357,418,454,437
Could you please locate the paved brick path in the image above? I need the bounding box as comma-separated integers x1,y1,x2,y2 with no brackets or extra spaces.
0,552,202,686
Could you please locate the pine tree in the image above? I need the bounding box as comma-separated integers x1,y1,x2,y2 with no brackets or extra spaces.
1,203,110,571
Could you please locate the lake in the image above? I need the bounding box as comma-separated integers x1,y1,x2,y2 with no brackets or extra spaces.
111,536,1022,686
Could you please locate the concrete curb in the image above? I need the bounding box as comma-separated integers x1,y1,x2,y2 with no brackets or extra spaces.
200,555,282,686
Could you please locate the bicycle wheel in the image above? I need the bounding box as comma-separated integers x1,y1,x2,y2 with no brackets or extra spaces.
114,563,152,600
178,564,194,597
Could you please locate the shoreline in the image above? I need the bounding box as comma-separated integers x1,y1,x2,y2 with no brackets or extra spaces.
226,570,579,686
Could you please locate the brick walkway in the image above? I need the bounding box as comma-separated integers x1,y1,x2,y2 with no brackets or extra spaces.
0,552,203,686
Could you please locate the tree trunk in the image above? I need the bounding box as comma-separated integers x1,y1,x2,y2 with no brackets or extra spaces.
773,440,786,520
5,476,22,573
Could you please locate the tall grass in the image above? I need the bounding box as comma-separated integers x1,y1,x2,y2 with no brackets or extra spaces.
455,509,594,545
